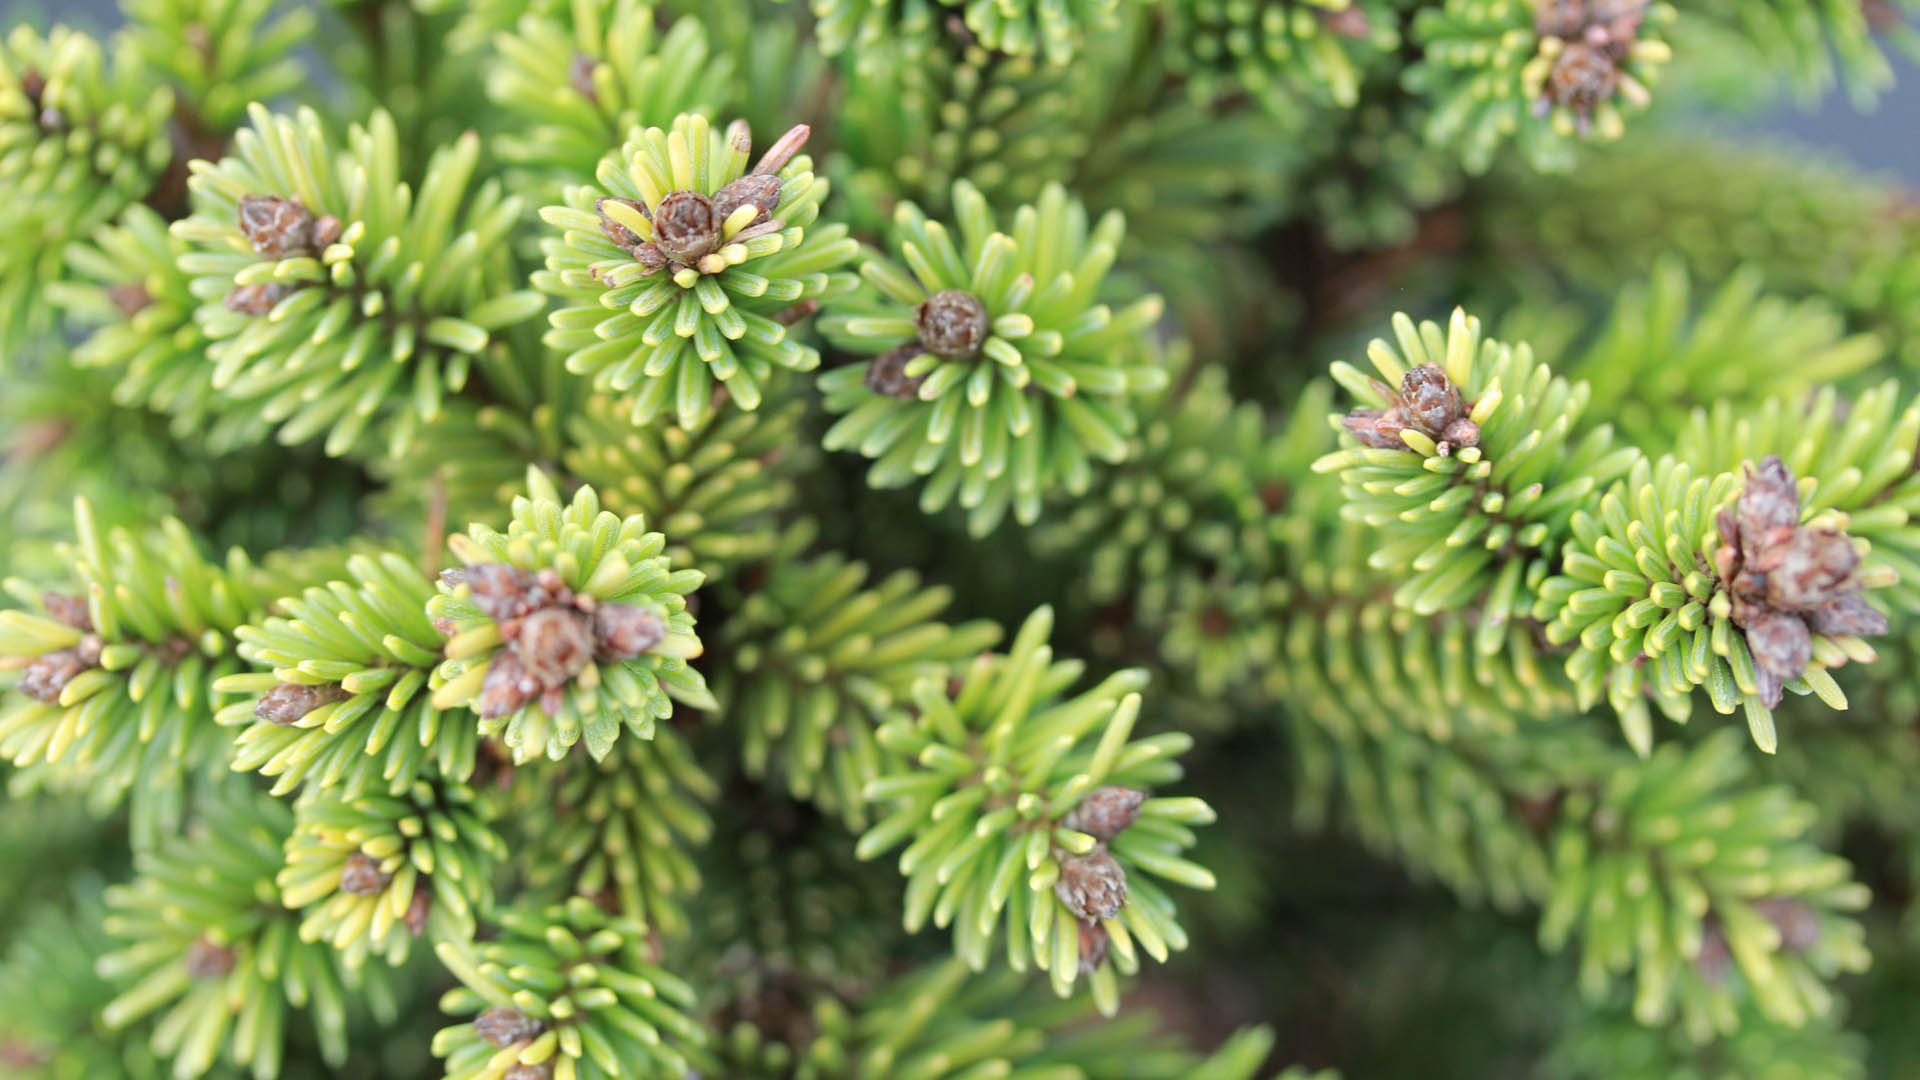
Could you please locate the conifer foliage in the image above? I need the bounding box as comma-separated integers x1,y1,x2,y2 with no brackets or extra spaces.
5,0,1920,1076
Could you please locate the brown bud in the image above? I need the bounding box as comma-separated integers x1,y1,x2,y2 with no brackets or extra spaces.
223,282,293,315
1399,363,1465,437
1742,608,1811,708
475,1007,545,1049
237,194,317,258
503,1064,555,1080
19,67,44,106
915,289,990,358
1737,456,1803,560
477,650,534,719
865,343,928,400
19,649,89,703
1804,593,1888,638
1062,786,1145,841
108,283,152,319
1439,417,1481,453
1342,405,1411,450
311,214,343,249
185,936,235,979
593,604,666,660
568,51,598,101
773,299,819,327
1055,847,1128,920
1763,529,1860,612
1534,0,1590,39
403,885,433,936
712,173,782,230
459,563,541,621
1077,918,1109,975
596,196,650,251
255,682,350,725
518,608,595,690
1545,42,1620,117
1754,897,1820,952
338,852,392,896
652,190,720,265
41,591,92,632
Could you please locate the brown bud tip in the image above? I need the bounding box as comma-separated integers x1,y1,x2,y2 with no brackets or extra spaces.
865,343,928,400
595,196,650,252
503,1064,555,1080
1399,363,1466,437
108,283,152,319
915,290,990,357
41,591,92,632
1545,42,1621,113
475,1007,545,1049
1342,405,1411,450
752,124,812,176
311,214,343,249
1805,593,1887,638
1062,786,1146,840
518,608,596,690
1754,898,1821,952
593,604,666,660
338,852,392,896
477,650,533,719
19,68,44,105
1764,529,1862,612
652,190,721,266
237,194,317,258
461,563,541,621
712,173,783,232
568,51,598,101
1738,456,1802,548
1077,918,1110,975
1534,0,1590,39
19,649,89,703
185,937,235,979
223,282,294,315
1441,417,1481,450
1055,847,1129,920
255,682,350,725
1742,608,1812,708
403,885,433,937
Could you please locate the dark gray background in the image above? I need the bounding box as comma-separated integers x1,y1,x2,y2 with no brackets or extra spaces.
12,0,1920,183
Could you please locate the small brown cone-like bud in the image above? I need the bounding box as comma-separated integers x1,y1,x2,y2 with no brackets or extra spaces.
108,283,152,319
1534,0,1590,39
1077,918,1109,975
712,173,782,230
1055,848,1128,920
595,196,649,251
503,1064,555,1080
1737,456,1802,557
1743,608,1812,708
1062,786,1145,841
518,608,596,689
1755,898,1821,952
751,124,812,176
475,1007,545,1048
339,852,391,896
1439,417,1481,453
460,563,540,621
19,649,89,703
237,194,317,258
1545,42,1620,116
652,190,721,265
1805,593,1888,637
311,214,343,249
865,343,928,400
1399,364,1465,437
915,289,990,358
1763,529,1861,612
593,604,666,659
255,682,350,725
223,282,293,315
403,885,433,936
477,650,534,719
41,591,92,631
185,937,235,978
1342,405,1411,450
